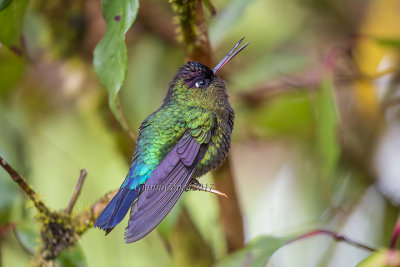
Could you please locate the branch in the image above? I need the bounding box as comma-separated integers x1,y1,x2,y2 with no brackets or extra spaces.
203,0,216,16
237,70,320,106
0,155,49,214
187,178,228,198
287,229,376,253
238,41,398,107
213,160,244,252
65,169,88,214
170,0,245,252
170,0,213,66
0,155,90,264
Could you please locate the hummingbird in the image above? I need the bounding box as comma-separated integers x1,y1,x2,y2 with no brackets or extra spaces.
94,38,248,243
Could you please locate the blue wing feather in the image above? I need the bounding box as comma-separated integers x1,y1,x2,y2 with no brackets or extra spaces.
94,131,206,240
94,183,144,233
124,133,206,243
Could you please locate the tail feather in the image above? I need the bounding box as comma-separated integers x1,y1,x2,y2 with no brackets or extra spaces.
94,185,143,234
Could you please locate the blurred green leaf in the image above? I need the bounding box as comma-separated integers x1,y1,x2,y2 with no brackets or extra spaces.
209,0,256,45
374,38,400,49
0,102,24,224
0,0,27,46
121,36,170,127
229,52,308,92
315,77,339,176
0,171,18,223
0,0,12,11
0,47,25,96
93,0,139,124
251,92,313,137
357,249,400,267
57,243,86,267
157,200,182,237
14,221,38,254
216,235,293,267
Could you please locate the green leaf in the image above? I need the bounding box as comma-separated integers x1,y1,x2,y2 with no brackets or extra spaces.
251,92,313,138
357,249,400,267
216,235,293,267
315,76,340,176
229,52,308,92
0,47,25,96
0,0,28,47
56,243,86,267
0,0,12,11
374,38,400,49
93,0,139,123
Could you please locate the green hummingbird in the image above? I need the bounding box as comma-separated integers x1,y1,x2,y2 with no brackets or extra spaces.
94,38,248,243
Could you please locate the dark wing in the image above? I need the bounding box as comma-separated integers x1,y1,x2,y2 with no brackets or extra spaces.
124,132,207,243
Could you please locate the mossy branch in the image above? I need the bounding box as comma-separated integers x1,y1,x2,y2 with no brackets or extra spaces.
169,0,245,253
169,0,213,66
0,156,49,215
0,155,114,266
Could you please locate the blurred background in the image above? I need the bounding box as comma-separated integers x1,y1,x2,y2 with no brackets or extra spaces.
1,0,400,266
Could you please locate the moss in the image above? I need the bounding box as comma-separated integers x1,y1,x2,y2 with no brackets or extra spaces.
169,0,199,52
36,211,78,260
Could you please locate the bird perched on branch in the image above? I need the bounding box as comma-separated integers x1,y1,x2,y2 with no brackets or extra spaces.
94,38,248,243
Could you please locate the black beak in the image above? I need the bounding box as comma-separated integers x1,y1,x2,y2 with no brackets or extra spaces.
213,37,249,74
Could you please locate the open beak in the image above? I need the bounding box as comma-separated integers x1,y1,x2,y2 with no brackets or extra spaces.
213,37,249,74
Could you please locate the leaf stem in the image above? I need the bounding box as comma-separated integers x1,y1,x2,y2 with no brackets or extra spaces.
116,99,137,141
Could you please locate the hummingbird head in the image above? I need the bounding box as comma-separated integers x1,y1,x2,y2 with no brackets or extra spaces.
164,38,248,109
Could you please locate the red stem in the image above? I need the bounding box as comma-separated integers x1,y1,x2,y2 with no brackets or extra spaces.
287,229,376,252
390,221,400,249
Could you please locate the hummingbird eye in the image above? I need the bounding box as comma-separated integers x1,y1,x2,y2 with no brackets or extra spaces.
194,79,208,88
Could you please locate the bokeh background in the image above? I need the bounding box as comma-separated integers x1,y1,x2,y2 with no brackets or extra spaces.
1,0,400,266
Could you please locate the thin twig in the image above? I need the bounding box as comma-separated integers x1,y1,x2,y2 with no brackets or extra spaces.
65,169,88,214
237,71,319,106
187,179,228,198
74,189,118,234
364,67,398,80
287,229,377,252
0,155,49,214
383,97,400,110
203,0,216,16
12,227,34,255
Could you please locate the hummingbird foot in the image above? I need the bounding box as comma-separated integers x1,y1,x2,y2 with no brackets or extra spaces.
186,179,228,198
